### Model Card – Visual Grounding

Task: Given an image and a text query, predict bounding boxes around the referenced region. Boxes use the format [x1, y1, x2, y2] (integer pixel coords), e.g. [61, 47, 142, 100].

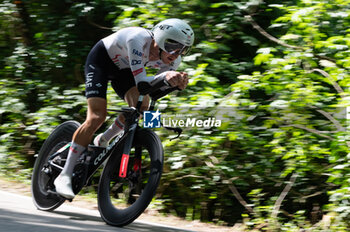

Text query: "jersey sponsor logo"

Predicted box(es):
[132, 49, 143, 56]
[86, 72, 94, 88]
[154, 61, 162, 68]
[120, 57, 129, 66]
[116, 43, 123, 50]
[131, 60, 142, 65]
[112, 54, 121, 64]
[86, 90, 99, 96]
[132, 68, 144, 76]
[86, 72, 94, 78]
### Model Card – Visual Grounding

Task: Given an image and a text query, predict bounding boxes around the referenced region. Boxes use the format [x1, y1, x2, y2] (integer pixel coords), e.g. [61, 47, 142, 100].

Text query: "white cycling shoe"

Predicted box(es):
[54, 173, 75, 199]
[93, 133, 109, 148]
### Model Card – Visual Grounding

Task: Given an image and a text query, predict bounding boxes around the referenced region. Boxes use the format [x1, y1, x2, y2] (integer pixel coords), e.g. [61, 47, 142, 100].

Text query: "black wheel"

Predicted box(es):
[98, 128, 164, 227]
[31, 120, 81, 211]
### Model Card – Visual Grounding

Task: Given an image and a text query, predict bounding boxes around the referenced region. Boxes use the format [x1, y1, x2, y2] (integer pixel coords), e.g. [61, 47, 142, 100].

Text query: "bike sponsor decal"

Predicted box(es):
[119, 154, 130, 178]
[131, 60, 142, 66]
[132, 49, 143, 56]
[93, 131, 124, 166]
[132, 68, 144, 76]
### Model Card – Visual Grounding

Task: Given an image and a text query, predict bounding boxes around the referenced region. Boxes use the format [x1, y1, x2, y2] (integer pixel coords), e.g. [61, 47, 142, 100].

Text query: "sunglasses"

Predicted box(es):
[163, 39, 191, 56]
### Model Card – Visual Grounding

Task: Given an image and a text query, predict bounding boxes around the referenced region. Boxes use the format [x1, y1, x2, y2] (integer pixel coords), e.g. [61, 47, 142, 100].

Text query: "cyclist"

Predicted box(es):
[54, 18, 195, 199]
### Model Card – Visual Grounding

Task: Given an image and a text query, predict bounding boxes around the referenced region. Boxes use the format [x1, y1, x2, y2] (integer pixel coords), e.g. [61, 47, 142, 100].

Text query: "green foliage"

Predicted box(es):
[1, 0, 350, 230]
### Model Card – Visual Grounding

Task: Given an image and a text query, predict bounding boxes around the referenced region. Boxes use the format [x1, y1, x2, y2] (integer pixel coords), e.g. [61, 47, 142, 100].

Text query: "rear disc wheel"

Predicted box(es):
[31, 121, 80, 211]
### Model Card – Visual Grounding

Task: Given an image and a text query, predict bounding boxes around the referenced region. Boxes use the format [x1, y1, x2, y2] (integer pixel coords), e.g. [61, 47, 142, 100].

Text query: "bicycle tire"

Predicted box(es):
[31, 120, 81, 211]
[98, 128, 164, 227]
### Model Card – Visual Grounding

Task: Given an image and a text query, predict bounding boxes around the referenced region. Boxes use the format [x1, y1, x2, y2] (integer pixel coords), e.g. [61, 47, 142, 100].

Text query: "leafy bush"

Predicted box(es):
[1, 0, 350, 229]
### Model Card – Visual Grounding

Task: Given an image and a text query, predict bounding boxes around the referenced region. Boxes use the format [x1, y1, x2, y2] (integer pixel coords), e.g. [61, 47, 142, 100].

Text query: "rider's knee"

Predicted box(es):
[140, 100, 149, 112]
[124, 87, 150, 111]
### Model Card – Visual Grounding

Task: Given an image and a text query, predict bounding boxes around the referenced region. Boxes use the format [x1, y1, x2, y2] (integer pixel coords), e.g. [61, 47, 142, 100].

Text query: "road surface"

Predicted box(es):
[0, 190, 193, 232]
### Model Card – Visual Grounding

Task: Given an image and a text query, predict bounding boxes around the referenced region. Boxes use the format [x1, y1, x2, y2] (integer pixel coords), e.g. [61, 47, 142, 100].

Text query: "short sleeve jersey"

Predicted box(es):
[102, 27, 181, 84]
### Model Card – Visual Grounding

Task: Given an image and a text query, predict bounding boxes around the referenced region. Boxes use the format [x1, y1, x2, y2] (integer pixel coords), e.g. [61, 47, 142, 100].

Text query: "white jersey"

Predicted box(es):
[102, 27, 181, 84]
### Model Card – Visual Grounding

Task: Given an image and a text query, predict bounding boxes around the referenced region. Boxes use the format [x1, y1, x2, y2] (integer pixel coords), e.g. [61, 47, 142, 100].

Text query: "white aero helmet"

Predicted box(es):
[153, 18, 194, 56]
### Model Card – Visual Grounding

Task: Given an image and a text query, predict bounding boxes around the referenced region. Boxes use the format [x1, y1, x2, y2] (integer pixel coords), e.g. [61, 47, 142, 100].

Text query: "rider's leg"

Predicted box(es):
[96, 115, 125, 146]
[95, 86, 149, 145]
[73, 97, 107, 146]
[55, 97, 107, 199]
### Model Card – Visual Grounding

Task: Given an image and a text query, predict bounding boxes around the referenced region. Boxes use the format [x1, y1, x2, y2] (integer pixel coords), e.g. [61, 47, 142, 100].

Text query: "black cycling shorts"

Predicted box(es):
[84, 40, 135, 100]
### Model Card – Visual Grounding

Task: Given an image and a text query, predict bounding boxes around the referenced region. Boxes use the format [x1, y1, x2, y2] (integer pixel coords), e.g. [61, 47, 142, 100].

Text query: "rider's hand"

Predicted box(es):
[165, 71, 189, 90]
[178, 72, 189, 90]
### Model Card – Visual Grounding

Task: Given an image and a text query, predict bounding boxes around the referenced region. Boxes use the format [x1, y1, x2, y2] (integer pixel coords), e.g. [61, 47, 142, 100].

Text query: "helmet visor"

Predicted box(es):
[164, 39, 191, 56]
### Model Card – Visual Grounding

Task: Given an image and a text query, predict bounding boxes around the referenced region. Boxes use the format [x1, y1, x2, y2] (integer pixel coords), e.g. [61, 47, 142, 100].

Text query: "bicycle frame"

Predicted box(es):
[87, 95, 161, 180]
[85, 94, 180, 179]
[84, 106, 141, 183]
[48, 96, 150, 188]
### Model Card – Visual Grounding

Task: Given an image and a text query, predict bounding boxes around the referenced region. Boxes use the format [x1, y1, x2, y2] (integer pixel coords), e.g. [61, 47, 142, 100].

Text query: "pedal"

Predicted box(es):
[47, 189, 61, 197]
[47, 189, 73, 201]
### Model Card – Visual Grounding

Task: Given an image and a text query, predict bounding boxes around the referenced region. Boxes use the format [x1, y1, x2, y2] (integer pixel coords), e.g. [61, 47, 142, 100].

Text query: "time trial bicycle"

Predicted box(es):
[31, 77, 181, 227]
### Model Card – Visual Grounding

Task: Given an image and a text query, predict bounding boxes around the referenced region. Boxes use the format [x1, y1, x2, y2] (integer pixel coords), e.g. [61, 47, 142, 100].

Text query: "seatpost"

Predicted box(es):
[136, 95, 144, 112]
[149, 99, 156, 111]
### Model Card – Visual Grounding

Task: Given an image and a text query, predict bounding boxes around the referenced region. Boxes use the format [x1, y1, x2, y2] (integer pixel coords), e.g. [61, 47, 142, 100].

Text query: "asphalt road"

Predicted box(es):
[0, 190, 193, 232]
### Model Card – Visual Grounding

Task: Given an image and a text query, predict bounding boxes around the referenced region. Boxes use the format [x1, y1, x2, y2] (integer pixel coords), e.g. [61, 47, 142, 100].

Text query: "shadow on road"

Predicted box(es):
[53, 209, 193, 232]
[0, 207, 193, 232]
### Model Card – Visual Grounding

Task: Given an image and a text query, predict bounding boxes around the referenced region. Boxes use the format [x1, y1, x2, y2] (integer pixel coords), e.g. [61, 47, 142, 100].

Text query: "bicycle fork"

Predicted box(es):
[119, 95, 150, 178]
[119, 123, 137, 178]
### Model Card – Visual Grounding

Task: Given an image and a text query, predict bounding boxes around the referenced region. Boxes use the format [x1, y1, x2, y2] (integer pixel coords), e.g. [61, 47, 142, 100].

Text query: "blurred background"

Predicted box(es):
[1, 0, 350, 230]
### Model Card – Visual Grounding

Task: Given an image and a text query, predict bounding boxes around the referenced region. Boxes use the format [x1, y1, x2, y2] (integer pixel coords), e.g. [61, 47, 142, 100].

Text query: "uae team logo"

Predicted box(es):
[143, 110, 161, 128]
